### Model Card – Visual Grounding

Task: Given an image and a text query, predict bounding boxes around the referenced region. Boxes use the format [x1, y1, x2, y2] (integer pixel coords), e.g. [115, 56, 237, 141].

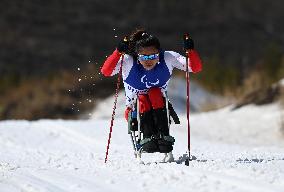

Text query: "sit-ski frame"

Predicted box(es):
[129, 92, 174, 163]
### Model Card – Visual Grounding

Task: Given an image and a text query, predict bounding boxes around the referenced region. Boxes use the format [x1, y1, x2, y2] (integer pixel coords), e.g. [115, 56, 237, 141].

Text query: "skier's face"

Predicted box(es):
[137, 46, 159, 70]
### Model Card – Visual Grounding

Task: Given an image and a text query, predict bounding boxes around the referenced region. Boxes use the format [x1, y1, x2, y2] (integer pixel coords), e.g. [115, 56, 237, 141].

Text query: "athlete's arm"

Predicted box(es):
[101, 49, 133, 77]
[164, 51, 202, 73]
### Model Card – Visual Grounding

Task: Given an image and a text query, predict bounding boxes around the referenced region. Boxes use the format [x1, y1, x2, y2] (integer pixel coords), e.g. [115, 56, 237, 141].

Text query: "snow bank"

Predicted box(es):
[1, 102, 284, 191]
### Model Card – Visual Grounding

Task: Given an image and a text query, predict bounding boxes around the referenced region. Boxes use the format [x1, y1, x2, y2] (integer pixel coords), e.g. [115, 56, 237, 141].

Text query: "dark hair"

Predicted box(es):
[128, 29, 160, 57]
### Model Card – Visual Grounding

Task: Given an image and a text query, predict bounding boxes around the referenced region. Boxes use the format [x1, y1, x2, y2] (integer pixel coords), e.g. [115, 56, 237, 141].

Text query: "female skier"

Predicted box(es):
[101, 29, 202, 154]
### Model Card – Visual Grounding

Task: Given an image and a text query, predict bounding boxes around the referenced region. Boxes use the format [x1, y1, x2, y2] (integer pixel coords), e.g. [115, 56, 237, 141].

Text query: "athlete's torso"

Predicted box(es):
[123, 51, 171, 106]
[124, 51, 171, 90]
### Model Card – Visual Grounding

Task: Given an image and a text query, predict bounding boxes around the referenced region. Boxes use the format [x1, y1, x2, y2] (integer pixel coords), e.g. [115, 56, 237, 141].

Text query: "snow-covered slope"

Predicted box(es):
[1, 102, 284, 191]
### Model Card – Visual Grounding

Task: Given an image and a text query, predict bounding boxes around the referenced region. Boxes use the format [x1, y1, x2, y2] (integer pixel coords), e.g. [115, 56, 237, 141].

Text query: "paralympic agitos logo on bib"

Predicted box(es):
[141, 75, 160, 88]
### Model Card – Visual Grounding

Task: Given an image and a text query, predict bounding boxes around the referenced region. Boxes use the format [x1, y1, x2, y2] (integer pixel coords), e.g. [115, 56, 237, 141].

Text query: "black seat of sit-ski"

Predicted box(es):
[127, 100, 179, 153]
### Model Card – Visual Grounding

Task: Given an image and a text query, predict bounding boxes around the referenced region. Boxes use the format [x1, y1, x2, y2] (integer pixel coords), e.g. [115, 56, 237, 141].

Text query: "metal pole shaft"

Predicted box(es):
[185, 50, 191, 159]
[104, 55, 124, 163]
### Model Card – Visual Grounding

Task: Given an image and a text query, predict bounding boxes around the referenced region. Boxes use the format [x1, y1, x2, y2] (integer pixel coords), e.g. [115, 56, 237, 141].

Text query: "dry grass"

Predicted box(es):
[241, 69, 269, 96]
[280, 111, 284, 136]
[0, 64, 115, 120]
[280, 88, 284, 107]
[0, 74, 76, 119]
[279, 87, 284, 136]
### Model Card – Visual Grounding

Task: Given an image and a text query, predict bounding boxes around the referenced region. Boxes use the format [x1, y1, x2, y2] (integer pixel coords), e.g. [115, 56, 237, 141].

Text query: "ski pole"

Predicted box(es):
[104, 53, 125, 163]
[184, 33, 191, 165]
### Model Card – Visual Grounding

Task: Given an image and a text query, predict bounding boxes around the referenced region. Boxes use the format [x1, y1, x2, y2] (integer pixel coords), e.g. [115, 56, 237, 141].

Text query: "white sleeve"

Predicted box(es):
[164, 51, 192, 72]
[111, 54, 134, 80]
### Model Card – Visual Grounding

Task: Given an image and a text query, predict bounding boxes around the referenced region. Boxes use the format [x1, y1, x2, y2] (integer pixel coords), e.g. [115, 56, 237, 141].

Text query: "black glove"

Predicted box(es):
[117, 37, 129, 53]
[183, 33, 194, 50]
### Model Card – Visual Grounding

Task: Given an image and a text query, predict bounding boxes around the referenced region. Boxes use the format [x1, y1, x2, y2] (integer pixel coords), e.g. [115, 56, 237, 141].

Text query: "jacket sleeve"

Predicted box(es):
[165, 50, 202, 73]
[101, 49, 122, 76]
[188, 49, 202, 73]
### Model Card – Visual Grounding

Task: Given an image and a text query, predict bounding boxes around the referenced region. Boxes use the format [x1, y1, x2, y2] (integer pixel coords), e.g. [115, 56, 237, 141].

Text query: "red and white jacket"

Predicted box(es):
[101, 49, 202, 107]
